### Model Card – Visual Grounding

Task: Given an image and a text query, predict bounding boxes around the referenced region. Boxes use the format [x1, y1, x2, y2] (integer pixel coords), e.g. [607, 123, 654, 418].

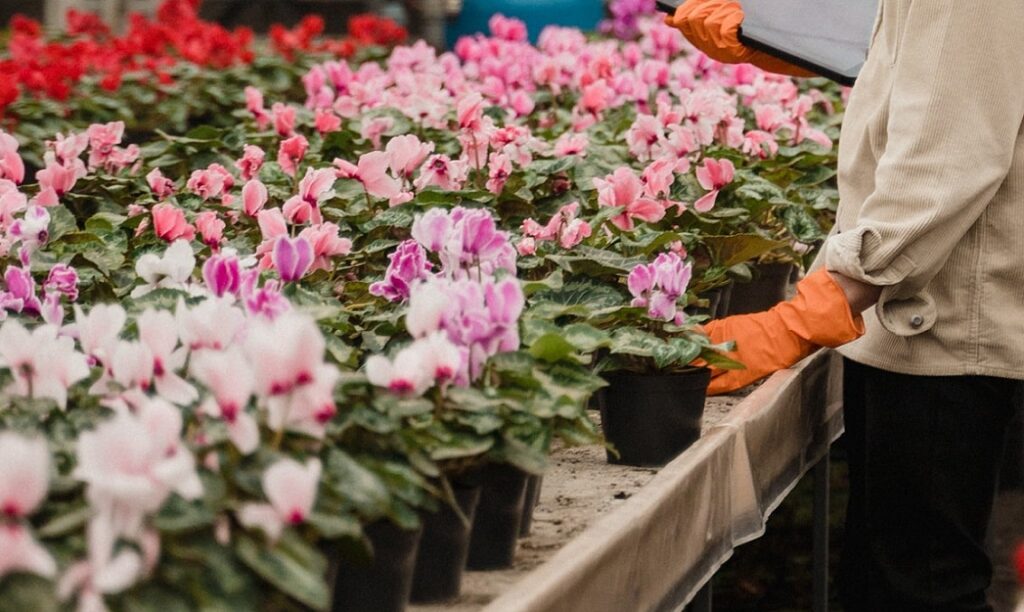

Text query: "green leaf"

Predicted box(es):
[522, 269, 564, 296]
[702, 234, 787, 268]
[529, 333, 577, 363]
[37, 504, 91, 538]
[562, 323, 611, 352]
[530, 280, 624, 318]
[325, 449, 391, 519]
[153, 495, 215, 533]
[307, 512, 362, 540]
[235, 535, 331, 611]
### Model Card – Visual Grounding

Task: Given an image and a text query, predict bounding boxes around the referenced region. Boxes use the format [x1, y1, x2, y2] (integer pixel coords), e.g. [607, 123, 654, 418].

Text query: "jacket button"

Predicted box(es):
[910, 315, 924, 329]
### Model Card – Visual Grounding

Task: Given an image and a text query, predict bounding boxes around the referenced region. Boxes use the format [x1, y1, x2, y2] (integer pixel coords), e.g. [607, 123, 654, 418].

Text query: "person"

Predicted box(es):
[666, 1, 1024, 610]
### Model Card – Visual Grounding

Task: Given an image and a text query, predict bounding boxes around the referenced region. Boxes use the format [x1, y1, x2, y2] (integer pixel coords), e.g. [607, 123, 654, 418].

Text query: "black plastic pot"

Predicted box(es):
[518, 475, 544, 538]
[409, 484, 481, 604]
[726, 263, 795, 315]
[466, 464, 529, 570]
[599, 368, 711, 467]
[716, 281, 734, 319]
[331, 520, 423, 612]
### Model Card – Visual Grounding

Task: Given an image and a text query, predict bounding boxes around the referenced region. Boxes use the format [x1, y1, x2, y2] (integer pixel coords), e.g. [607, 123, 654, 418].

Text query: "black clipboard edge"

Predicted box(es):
[738, 26, 858, 87]
[655, 0, 682, 13]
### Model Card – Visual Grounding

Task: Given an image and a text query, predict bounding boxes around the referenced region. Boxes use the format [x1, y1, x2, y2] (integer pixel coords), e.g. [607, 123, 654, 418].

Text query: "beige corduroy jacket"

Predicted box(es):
[818, 0, 1024, 379]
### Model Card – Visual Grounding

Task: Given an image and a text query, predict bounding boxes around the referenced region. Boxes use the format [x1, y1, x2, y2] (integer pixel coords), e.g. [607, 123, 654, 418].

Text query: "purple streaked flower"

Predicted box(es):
[4, 266, 40, 315]
[627, 252, 692, 322]
[272, 236, 313, 283]
[369, 240, 432, 302]
[43, 264, 79, 302]
[202, 253, 242, 298]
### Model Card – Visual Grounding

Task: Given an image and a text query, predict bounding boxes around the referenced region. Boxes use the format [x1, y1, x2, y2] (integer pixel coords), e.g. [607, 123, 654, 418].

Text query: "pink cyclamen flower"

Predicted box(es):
[414, 155, 468, 192]
[369, 239, 432, 302]
[49, 131, 89, 165]
[353, 151, 401, 201]
[191, 347, 259, 454]
[0, 319, 89, 408]
[73, 398, 202, 547]
[194, 211, 225, 249]
[509, 90, 535, 117]
[642, 157, 676, 200]
[238, 458, 321, 542]
[0, 180, 27, 229]
[360, 116, 394, 149]
[175, 297, 246, 353]
[236, 144, 266, 181]
[521, 201, 591, 250]
[489, 14, 528, 41]
[314, 109, 342, 135]
[277, 135, 309, 178]
[146, 168, 175, 200]
[186, 165, 230, 201]
[0, 131, 26, 184]
[410, 207, 451, 253]
[627, 252, 693, 321]
[553, 132, 589, 157]
[593, 167, 665, 231]
[694, 158, 735, 213]
[3, 265, 40, 314]
[365, 342, 435, 397]
[283, 167, 336, 225]
[243, 312, 325, 397]
[242, 179, 268, 217]
[244, 86, 271, 130]
[44, 263, 79, 302]
[241, 275, 291, 321]
[272, 236, 314, 282]
[9, 205, 51, 254]
[138, 308, 198, 406]
[85, 121, 125, 170]
[298, 223, 352, 272]
[486, 152, 513, 195]
[0, 432, 55, 580]
[386, 135, 434, 181]
[152, 203, 195, 242]
[37, 153, 84, 200]
[457, 92, 486, 131]
[626, 114, 664, 161]
[271, 103, 297, 137]
[73, 303, 126, 367]
[202, 252, 241, 297]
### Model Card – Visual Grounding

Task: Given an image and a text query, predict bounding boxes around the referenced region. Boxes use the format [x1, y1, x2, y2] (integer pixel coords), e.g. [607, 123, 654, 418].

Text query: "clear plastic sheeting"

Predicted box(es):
[484, 351, 844, 612]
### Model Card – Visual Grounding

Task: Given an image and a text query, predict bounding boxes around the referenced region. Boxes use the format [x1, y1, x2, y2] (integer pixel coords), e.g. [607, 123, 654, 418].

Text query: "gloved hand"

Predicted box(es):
[665, 0, 816, 78]
[703, 268, 865, 395]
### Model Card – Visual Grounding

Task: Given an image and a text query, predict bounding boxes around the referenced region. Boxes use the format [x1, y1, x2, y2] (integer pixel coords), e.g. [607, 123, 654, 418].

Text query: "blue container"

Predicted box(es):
[447, 0, 605, 47]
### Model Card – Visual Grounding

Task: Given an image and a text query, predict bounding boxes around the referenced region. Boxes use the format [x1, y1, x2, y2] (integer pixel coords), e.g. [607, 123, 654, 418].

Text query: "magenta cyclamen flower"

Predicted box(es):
[627, 252, 693, 322]
[369, 239, 432, 302]
[405, 276, 525, 385]
[44, 264, 79, 302]
[272, 236, 313, 283]
[202, 253, 242, 297]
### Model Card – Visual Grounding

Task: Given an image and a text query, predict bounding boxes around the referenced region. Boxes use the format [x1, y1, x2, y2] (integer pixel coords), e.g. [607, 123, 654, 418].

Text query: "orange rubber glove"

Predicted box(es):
[665, 0, 816, 78]
[703, 269, 865, 395]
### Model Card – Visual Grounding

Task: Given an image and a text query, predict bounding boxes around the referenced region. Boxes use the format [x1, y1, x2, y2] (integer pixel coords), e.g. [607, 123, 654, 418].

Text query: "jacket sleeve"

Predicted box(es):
[820, 0, 1024, 336]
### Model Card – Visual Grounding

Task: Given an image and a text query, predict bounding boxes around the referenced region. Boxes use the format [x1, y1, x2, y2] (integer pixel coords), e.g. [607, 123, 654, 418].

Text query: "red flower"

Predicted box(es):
[10, 15, 42, 38]
[1015, 543, 1024, 584]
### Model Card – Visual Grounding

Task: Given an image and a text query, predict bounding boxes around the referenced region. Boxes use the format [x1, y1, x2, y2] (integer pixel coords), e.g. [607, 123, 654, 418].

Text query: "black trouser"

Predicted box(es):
[838, 359, 1018, 612]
